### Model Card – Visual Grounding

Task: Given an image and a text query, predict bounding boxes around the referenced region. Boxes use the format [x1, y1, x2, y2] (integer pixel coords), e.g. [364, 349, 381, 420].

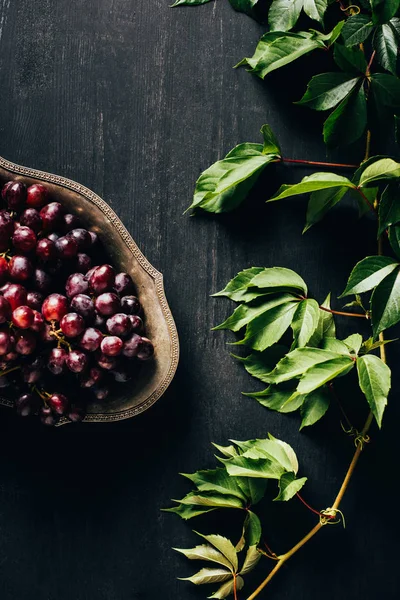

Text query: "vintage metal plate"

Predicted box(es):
[0, 156, 179, 424]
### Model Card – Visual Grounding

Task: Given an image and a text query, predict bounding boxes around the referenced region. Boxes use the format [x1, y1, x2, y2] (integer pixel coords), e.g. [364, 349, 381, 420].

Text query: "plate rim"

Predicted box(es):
[0, 155, 180, 423]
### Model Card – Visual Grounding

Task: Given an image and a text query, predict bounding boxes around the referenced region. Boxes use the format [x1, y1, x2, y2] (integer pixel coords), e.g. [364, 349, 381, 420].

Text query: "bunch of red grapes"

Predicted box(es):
[0, 180, 154, 425]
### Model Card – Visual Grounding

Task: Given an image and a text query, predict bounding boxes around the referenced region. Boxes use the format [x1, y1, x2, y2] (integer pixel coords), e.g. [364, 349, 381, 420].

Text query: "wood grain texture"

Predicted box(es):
[0, 1, 399, 599]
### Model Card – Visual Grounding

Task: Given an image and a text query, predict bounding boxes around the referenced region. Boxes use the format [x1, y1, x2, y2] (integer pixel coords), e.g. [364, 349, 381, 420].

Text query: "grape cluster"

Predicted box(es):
[0, 180, 154, 425]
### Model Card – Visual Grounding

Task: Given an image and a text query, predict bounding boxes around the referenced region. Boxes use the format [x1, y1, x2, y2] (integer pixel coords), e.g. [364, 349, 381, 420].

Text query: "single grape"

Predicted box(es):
[20, 208, 42, 233]
[40, 202, 63, 231]
[75, 253, 92, 274]
[89, 264, 115, 294]
[26, 183, 49, 208]
[66, 349, 88, 373]
[55, 236, 78, 259]
[47, 347, 67, 375]
[42, 293, 69, 322]
[22, 363, 42, 384]
[0, 296, 12, 324]
[26, 291, 44, 311]
[15, 330, 36, 355]
[0, 256, 9, 285]
[12, 305, 34, 329]
[3, 283, 27, 309]
[0, 331, 12, 355]
[94, 312, 106, 329]
[2, 181, 27, 211]
[95, 292, 120, 316]
[48, 393, 69, 416]
[70, 294, 95, 320]
[65, 272, 89, 298]
[96, 352, 117, 370]
[12, 226, 37, 254]
[80, 366, 103, 388]
[137, 337, 154, 360]
[114, 272, 134, 295]
[34, 268, 52, 293]
[8, 255, 33, 281]
[62, 213, 81, 232]
[40, 406, 57, 426]
[122, 333, 142, 358]
[0, 209, 14, 240]
[101, 335, 123, 356]
[60, 312, 85, 338]
[68, 405, 86, 422]
[84, 265, 98, 281]
[120, 295, 141, 315]
[128, 314, 143, 332]
[15, 393, 36, 417]
[36, 238, 57, 262]
[80, 327, 103, 352]
[93, 386, 109, 400]
[30, 310, 45, 333]
[106, 313, 132, 337]
[68, 228, 91, 251]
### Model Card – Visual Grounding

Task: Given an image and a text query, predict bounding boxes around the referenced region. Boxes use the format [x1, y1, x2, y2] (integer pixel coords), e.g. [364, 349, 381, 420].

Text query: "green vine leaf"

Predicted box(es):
[164, 504, 215, 520]
[179, 567, 233, 585]
[378, 182, 400, 236]
[208, 576, 244, 599]
[245, 384, 305, 413]
[228, 435, 300, 473]
[341, 13, 374, 46]
[303, 187, 348, 232]
[269, 173, 355, 201]
[340, 256, 400, 296]
[370, 268, 400, 336]
[173, 545, 235, 571]
[371, 0, 400, 25]
[333, 44, 368, 73]
[291, 299, 320, 348]
[322, 84, 367, 147]
[373, 23, 399, 74]
[264, 347, 349, 384]
[268, 0, 303, 32]
[241, 511, 262, 547]
[213, 267, 266, 302]
[293, 356, 354, 396]
[343, 333, 363, 355]
[188, 125, 281, 213]
[233, 345, 287, 383]
[308, 293, 335, 345]
[388, 224, 400, 258]
[357, 354, 391, 427]
[299, 388, 330, 429]
[181, 468, 248, 502]
[296, 73, 361, 110]
[236, 301, 298, 350]
[275, 471, 307, 500]
[213, 295, 295, 332]
[228, 0, 260, 18]
[239, 545, 262, 575]
[176, 490, 245, 510]
[358, 157, 400, 186]
[196, 533, 239, 571]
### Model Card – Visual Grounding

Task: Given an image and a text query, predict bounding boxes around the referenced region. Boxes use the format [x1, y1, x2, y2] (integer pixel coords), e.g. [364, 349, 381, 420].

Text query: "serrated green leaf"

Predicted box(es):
[359, 158, 400, 186]
[343, 333, 363, 354]
[246, 385, 306, 412]
[213, 267, 265, 301]
[361, 336, 397, 353]
[308, 293, 335, 346]
[242, 511, 262, 546]
[291, 299, 320, 348]
[323, 84, 367, 147]
[163, 504, 216, 520]
[240, 545, 262, 575]
[195, 533, 238, 572]
[178, 490, 245, 509]
[378, 183, 400, 236]
[261, 124, 281, 155]
[228, 0, 259, 18]
[250, 267, 308, 295]
[389, 224, 400, 259]
[269, 172, 355, 202]
[303, 0, 327, 23]
[299, 388, 330, 428]
[296, 73, 360, 110]
[234, 345, 287, 382]
[321, 337, 352, 354]
[264, 347, 346, 384]
[374, 24, 398, 74]
[371, 73, 400, 107]
[225, 456, 286, 480]
[208, 576, 244, 599]
[295, 356, 355, 395]
[340, 256, 399, 296]
[232, 436, 299, 473]
[333, 44, 367, 73]
[304, 187, 348, 231]
[371, 0, 400, 25]
[370, 268, 400, 336]
[235, 477, 268, 506]
[341, 14, 374, 46]
[181, 468, 247, 502]
[173, 545, 234, 571]
[212, 443, 239, 459]
[213, 295, 295, 332]
[237, 31, 325, 79]
[357, 354, 391, 427]
[180, 567, 233, 585]
[274, 471, 307, 500]
[237, 301, 298, 351]
[268, 0, 303, 32]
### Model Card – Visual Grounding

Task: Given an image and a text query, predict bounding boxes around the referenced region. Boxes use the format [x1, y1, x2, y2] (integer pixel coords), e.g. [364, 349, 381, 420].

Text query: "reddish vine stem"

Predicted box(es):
[296, 493, 333, 519]
[233, 574, 238, 600]
[281, 157, 358, 169]
[319, 305, 368, 319]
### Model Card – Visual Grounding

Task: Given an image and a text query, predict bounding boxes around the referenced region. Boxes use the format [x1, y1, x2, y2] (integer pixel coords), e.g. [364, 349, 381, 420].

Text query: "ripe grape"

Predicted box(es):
[68, 228, 91, 251]
[68, 405, 86, 422]
[56, 236, 78, 259]
[22, 363, 42, 384]
[30, 310, 45, 333]
[114, 272, 134, 295]
[63, 213, 81, 232]
[15, 393, 36, 416]
[0, 296, 12, 324]
[26, 183, 48, 208]
[48, 347, 67, 375]
[15, 330, 36, 355]
[20, 208, 42, 233]
[80, 366, 103, 388]
[3, 283, 27, 309]
[42, 293, 69, 322]
[34, 268, 52, 293]
[96, 352, 117, 370]
[137, 337, 154, 360]
[60, 312, 85, 338]
[48, 393, 69, 416]
[120, 295, 141, 315]
[36, 238, 57, 261]
[40, 406, 57, 426]
[12, 305, 34, 329]
[128, 315, 142, 332]
[93, 386, 109, 400]
[89, 264, 115, 294]
[26, 291, 44, 311]
[0, 256, 9, 285]
[65, 273, 89, 298]
[70, 294, 95, 320]
[80, 327, 103, 352]
[12, 226, 37, 253]
[106, 313, 132, 337]
[101, 336, 123, 356]
[76, 253, 92, 273]
[122, 334, 142, 358]
[95, 292, 120, 316]
[66, 349, 88, 373]
[40, 202, 63, 231]
[8, 255, 33, 281]
[0, 331, 12, 355]
[2, 181, 27, 210]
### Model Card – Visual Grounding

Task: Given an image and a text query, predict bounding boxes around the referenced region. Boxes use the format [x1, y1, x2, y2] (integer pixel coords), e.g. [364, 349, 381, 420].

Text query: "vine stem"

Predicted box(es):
[233, 574, 238, 600]
[281, 157, 358, 169]
[319, 305, 367, 319]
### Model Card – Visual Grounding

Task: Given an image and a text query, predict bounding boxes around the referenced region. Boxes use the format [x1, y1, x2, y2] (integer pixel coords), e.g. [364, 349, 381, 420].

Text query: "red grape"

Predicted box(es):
[15, 393, 36, 416]
[26, 183, 49, 208]
[8, 255, 33, 281]
[0, 256, 9, 285]
[114, 272, 134, 295]
[56, 236, 78, 259]
[66, 349, 88, 373]
[40, 406, 57, 426]
[0, 331, 12, 355]
[101, 336, 123, 356]
[40, 202, 63, 231]
[42, 293, 69, 322]
[12, 226, 37, 253]
[20, 208, 42, 233]
[96, 352, 117, 370]
[36, 238, 57, 262]
[12, 305, 34, 329]
[63, 213, 81, 232]
[15, 330, 36, 355]
[0, 296, 12, 324]
[120, 295, 141, 315]
[95, 292, 120, 316]
[48, 393, 69, 415]
[80, 327, 103, 352]
[76, 253, 92, 273]
[93, 386, 109, 400]
[30, 310, 45, 333]
[26, 291, 44, 311]
[106, 313, 132, 337]
[70, 294, 95, 320]
[48, 347, 67, 375]
[128, 314, 143, 332]
[2, 181, 27, 210]
[65, 273, 89, 298]
[122, 333, 142, 358]
[34, 268, 52, 293]
[68, 228, 91, 251]
[60, 312, 85, 338]
[137, 337, 154, 360]
[3, 283, 27, 309]
[89, 264, 115, 294]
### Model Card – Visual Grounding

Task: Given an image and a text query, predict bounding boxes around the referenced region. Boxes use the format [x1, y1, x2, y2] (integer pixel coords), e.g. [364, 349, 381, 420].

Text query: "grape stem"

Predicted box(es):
[0, 365, 20, 377]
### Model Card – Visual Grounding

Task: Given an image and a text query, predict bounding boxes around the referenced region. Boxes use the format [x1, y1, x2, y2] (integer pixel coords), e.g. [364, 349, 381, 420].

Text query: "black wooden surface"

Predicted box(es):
[0, 1, 399, 599]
